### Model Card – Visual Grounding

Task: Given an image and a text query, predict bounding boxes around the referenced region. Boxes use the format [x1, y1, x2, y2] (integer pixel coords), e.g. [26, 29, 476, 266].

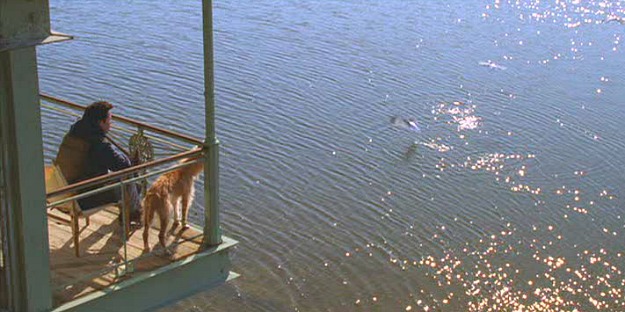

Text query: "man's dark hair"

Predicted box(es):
[82, 101, 114, 125]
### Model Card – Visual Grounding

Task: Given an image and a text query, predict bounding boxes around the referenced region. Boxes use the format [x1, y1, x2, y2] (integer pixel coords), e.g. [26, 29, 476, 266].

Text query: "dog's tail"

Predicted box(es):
[142, 194, 154, 227]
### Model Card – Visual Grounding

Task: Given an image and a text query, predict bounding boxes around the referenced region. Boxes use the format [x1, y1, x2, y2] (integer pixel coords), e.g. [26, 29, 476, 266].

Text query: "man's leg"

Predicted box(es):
[78, 188, 120, 211]
[123, 183, 143, 225]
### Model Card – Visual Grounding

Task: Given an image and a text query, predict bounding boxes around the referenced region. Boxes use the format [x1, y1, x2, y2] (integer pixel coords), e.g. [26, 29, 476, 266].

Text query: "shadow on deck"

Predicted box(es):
[48, 207, 234, 310]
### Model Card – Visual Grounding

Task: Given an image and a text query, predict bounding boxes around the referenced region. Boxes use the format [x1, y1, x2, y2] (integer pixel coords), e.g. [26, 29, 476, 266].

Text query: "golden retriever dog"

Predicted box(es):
[142, 158, 204, 252]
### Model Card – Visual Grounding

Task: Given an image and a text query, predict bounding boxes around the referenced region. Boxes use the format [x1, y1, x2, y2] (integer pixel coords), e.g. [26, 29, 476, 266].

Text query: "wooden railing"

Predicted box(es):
[41, 94, 203, 145]
[40, 93, 206, 199]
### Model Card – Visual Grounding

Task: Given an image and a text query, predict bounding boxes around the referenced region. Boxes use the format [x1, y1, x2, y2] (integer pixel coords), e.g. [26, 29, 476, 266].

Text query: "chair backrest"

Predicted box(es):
[44, 163, 79, 214]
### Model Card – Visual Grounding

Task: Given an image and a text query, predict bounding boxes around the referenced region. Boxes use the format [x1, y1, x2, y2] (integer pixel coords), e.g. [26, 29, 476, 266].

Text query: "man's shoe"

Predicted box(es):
[129, 210, 142, 226]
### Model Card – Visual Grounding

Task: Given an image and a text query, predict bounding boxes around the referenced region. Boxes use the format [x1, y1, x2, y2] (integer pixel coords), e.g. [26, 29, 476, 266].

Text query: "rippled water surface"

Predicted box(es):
[40, 0, 625, 311]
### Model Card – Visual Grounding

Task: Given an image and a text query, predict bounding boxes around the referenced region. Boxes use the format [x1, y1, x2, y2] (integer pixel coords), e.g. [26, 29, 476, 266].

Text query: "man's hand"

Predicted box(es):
[130, 149, 141, 166]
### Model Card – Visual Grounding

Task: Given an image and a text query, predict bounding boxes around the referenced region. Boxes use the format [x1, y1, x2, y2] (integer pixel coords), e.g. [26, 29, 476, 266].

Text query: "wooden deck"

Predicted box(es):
[47, 206, 207, 306]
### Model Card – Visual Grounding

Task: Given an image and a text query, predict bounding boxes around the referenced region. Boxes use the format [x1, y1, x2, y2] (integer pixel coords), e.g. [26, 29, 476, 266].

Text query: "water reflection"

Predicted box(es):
[413, 234, 625, 311]
[433, 101, 482, 132]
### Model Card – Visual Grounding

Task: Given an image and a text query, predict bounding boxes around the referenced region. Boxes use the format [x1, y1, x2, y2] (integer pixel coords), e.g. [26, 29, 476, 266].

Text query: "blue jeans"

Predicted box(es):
[78, 183, 141, 215]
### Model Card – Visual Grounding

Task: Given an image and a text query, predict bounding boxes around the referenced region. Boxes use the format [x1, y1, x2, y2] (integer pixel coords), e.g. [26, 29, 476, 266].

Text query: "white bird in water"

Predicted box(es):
[391, 116, 421, 132]
[605, 14, 625, 24]
[479, 60, 507, 70]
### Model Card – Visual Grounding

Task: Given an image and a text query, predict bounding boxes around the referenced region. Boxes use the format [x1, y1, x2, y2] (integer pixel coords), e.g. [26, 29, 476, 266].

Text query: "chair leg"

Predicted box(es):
[71, 215, 80, 257]
[86, 216, 90, 226]
[127, 208, 131, 238]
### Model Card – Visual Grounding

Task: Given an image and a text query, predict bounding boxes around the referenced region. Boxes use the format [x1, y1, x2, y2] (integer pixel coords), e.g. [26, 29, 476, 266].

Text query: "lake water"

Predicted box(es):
[39, 0, 625, 311]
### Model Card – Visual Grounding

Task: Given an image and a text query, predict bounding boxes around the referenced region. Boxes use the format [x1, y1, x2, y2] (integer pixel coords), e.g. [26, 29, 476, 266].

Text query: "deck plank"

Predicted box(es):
[48, 206, 207, 305]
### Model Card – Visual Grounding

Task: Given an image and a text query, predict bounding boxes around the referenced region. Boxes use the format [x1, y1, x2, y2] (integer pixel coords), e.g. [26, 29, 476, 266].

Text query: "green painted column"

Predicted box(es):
[0, 1, 51, 48]
[0, 47, 52, 311]
[202, 0, 222, 246]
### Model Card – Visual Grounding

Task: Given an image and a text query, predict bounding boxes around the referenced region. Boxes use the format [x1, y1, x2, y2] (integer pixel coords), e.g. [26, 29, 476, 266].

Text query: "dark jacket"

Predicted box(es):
[56, 118, 131, 209]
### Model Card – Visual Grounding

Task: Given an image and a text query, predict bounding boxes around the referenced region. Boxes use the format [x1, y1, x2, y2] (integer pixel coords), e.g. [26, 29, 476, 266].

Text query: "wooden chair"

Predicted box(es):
[44, 163, 130, 257]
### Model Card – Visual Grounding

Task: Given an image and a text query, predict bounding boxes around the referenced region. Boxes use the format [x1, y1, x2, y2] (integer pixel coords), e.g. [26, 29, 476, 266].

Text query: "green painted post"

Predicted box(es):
[0, 1, 51, 48]
[0, 1, 59, 309]
[0, 47, 52, 311]
[202, 0, 222, 246]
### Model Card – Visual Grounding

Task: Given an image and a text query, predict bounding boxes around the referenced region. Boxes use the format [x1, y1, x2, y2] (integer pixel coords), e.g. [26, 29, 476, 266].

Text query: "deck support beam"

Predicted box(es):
[202, 0, 222, 246]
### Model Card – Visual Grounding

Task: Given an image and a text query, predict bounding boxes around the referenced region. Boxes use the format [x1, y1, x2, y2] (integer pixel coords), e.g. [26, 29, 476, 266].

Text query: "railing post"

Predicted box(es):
[203, 140, 221, 246]
[120, 179, 128, 262]
[202, 0, 222, 246]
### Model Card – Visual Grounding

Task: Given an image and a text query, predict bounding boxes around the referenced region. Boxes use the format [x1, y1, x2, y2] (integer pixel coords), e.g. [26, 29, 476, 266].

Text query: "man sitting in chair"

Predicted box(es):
[56, 101, 142, 225]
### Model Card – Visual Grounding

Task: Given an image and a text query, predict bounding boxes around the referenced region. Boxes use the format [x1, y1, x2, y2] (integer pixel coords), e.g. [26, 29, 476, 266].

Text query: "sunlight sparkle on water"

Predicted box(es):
[433, 101, 483, 132]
